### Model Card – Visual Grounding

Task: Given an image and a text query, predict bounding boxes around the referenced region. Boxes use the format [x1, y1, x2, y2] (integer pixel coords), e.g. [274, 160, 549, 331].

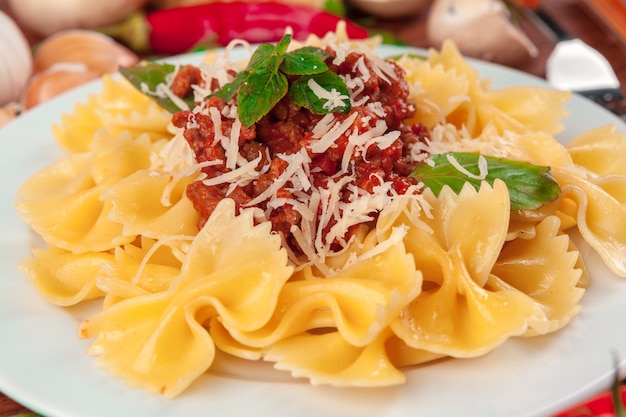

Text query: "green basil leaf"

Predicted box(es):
[275, 33, 291, 57]
[120, 62, 195, 113]
[294, 46, 332, 61]
[386, 52, 427, 61]
[280, 48, 329, 75]
[123, 34, 352, 127]
[237, 69, 288, 127]
[210, 70, 248, 102]
[248, 43, 278, 69]
[288, 70, 351, 114]
[410, 152, 561, 210]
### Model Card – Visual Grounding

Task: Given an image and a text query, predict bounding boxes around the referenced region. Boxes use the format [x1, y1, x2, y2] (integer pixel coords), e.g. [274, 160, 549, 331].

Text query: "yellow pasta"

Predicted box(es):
[52, 75, 172, 153]
[400, 41, 570, 137]
[566, 124, 626, 176]
[17, 246, 109, 306]
[79, 200, 293, 397]
[102, 169, 200, 239]
[389, 181, 547, 357]
[13, 29, 626, 398]
[552, 169, 626, 277]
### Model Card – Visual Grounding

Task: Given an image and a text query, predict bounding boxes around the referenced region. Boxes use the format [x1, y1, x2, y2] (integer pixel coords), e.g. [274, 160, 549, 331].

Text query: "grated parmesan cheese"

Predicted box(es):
[446, 153, 488, 180]
[307, 78, 350, 111]
[309, 112, 358, 154]
[170, 36, 435, 276]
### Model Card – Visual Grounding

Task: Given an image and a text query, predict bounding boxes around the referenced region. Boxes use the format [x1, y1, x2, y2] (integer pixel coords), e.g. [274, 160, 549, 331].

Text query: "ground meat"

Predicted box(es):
[174, 47, 429, 256]
[170, 65, 203, 98]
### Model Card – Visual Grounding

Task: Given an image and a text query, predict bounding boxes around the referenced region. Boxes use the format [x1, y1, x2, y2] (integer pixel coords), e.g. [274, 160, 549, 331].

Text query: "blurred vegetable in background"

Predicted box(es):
[32, 30, 139, 75]
[99, 1, 367, 54]
[0, 10, 32, 106]
[6, 0, 149, 37]
[149, 0, 344, 14]
[347, 0, 431, 19]
[21, 30, 139, 109]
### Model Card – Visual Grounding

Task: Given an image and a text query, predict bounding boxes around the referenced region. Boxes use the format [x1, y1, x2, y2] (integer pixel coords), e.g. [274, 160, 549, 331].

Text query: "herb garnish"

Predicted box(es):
[120, 34, 351, 127]
[410, 152, 561, 210]
[210, 34, 351, 127]
[120, 42, 560, 211]
[119, 62, 196, 113]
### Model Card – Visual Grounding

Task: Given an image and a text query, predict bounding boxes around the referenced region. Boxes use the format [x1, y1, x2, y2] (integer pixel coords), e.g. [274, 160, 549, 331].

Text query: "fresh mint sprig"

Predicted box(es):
[410, 152, 561, 211]
[211, 34, 351, 127]
[120, 35, 351, 127]
[119, 62, 196, 113]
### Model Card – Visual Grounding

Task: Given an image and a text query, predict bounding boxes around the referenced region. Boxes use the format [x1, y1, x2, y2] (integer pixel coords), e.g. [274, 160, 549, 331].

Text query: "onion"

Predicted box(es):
[7, 0, 150, 37]
[0, 10, 33, 106]
[21, 64, 99, 110]
[34, 30, 139, 74]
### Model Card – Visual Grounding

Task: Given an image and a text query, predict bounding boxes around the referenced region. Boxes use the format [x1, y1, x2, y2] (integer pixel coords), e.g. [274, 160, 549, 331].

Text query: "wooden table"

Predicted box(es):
[0, 0, 624, 416]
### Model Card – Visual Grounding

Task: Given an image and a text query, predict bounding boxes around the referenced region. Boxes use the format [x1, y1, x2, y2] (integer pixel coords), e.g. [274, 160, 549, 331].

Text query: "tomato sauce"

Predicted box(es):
[171, 48, 430, 255]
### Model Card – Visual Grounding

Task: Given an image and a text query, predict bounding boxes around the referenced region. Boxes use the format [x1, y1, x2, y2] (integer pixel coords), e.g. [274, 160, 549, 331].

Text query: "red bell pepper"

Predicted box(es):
[102, 1, 369, 55]
[551, 385, 626, 417]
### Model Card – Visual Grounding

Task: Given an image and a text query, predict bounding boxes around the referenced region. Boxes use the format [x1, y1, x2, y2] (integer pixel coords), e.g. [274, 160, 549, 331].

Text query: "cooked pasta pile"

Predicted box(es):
[14, 28, 626, 398]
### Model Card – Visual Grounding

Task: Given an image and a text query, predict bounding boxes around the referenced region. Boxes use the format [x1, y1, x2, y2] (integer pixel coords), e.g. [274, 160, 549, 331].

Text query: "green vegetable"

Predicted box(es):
[211, 33, 350, 126]
[120, 34, 351, 127]
[119, 62, 195, 114]
[410, 152, 561, 211]
[386, 52, 426, 61]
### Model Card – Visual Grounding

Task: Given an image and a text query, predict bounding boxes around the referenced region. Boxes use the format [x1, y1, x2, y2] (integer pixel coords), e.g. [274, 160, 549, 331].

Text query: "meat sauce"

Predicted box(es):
[171, 49, 429, 255]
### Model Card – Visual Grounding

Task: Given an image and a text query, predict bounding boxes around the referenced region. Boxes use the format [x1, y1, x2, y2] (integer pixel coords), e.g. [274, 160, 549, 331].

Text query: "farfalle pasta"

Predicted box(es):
[14, 28, 626, 398]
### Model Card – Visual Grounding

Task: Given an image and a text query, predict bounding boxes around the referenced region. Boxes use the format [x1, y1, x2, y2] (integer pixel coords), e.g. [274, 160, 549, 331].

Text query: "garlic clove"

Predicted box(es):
[21, 63, 99, 110]
[426, 0, 538, 67]
[0, 10, 33, 106]
[34, 30, 139, 75]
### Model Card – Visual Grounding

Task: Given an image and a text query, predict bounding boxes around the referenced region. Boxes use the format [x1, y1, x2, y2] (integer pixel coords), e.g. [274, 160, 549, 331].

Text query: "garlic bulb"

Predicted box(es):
[0, 10, 33, 106]
[426, 0, 538, 66]
[7, 0, 150, 37]
[34, 30, 139, 74]
[21, 64, 99, 110]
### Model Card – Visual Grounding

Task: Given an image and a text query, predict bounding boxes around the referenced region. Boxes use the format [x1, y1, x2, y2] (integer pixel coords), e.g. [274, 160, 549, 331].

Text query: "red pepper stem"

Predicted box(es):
[96, 12, 151, 53]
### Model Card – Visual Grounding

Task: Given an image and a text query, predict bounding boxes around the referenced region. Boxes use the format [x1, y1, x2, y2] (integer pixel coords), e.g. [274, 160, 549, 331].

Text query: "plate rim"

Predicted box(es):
[1, 44, 626, 417]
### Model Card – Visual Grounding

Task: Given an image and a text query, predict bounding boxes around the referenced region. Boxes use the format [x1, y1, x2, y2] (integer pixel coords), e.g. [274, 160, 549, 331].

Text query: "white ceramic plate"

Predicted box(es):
[1, 45, 626, 417]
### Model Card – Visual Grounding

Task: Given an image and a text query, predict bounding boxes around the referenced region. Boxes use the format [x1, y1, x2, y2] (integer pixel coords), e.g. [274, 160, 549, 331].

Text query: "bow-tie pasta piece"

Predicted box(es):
[553, 167, 626, 278]
[15, 128, 157, 253]
[53, 75, 171, 153]
[490, 215, 586, 336]
[396, 51, 472, 130]
[102, 169, 200, 239]
[97, 236, 188, 308]
[18, 247, 110, 306]
[477, 85, 570, 136]
[15, 159, 128, 252]
[222, 236, 421, 353]
[265, 328, 405, 387]
[566, 125, 626, 176]
[79, 199, 293, 397]
[391, 180, 552, 357]
[400, 41, 569, 137]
